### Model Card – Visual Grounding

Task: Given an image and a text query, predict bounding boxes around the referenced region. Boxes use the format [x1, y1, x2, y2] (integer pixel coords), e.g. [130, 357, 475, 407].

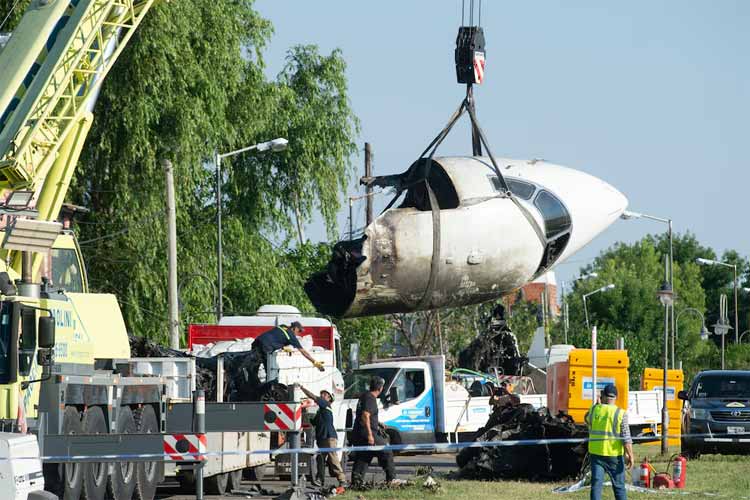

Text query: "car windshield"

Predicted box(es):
[344, 367, 399, 400]
[694, 374, 750, 399]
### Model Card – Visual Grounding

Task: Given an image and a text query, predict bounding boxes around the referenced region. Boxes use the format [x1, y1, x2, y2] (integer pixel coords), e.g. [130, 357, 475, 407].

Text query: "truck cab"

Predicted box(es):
[344, 359, 437, 444]
[342, 356, 531, 446]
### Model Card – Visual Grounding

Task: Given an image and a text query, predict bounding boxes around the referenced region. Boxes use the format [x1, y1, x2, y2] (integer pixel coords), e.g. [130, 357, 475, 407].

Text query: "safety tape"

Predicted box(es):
[0, 432, 745, 462]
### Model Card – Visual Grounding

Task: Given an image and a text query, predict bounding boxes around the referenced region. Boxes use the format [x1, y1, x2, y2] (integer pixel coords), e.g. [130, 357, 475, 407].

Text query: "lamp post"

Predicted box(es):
[561, 272, 598, 343]
[621, 210, 675, 374]
[712, 293, 732, 370]
[674, 307, 707, 369]
[582, 283, 615, 329]
[215, 138, 288, 320]
[696, 257, 739, 343]
[656, 273, 674, 456]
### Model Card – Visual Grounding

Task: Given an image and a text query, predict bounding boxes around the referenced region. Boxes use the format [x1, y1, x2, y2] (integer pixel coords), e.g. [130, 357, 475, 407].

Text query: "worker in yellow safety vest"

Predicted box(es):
[585, 383, 633, 500]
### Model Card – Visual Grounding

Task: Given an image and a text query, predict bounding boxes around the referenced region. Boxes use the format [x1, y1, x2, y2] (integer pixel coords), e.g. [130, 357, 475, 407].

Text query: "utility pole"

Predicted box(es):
[163, 159, 180, 349]
[365, 142, 373, 225]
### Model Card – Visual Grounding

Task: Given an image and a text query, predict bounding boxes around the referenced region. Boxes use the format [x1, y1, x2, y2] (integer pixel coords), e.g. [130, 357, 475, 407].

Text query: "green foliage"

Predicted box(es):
[9, 0, 364, 343]
[648, 232, 750, 332]
[553, 237, 707, 386]
[507, 300, 541, 354]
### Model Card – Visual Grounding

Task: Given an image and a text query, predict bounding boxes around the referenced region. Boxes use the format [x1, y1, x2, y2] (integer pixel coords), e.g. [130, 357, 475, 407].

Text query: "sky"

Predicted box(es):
[254, 1, 749, 290]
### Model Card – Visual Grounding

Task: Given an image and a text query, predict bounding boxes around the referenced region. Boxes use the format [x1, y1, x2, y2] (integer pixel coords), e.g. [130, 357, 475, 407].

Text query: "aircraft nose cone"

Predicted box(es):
[560, 173, 628, 260]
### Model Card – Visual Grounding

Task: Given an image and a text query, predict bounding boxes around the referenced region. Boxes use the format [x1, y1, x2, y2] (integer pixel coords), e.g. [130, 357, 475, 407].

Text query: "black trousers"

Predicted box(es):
[350, 434, 395, 484]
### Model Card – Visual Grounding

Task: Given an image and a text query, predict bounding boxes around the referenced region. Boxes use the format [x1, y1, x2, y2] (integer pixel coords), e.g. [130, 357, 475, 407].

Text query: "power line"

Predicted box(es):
[78, 209, 165, 245]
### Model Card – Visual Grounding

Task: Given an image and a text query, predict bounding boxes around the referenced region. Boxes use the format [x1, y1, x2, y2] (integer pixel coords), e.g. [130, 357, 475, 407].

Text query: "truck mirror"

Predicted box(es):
[349, 343, 360, 370]
[677, 390, 688, 401]
[39, 316, 55, 349]
[21, 308, 36, 350]
[388, 387, 399, 406]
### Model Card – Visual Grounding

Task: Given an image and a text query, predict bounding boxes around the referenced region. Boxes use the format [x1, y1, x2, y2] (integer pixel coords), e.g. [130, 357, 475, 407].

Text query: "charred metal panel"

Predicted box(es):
[306, 156, 627, 318]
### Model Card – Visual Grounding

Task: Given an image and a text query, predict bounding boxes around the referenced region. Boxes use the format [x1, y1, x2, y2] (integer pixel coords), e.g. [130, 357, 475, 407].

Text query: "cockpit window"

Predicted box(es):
[400, 160, 459, 211]
[534, 190, 571, 239]
[489, 176, 536, 200]
[51, 248, 84, 293]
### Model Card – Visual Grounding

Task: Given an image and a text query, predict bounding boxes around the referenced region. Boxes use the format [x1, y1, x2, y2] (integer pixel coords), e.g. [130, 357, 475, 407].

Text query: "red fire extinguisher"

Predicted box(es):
[671, 454, 687, 489]
[637, 458, 652, 488]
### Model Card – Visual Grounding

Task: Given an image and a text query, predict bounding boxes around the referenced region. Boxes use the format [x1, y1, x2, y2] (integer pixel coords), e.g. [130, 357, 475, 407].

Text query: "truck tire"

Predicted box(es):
[244, 465, 266, 481]
[228, 469, 243, 492]
[205, 472, 229, 495]
[107, 406, 137, 500]
[82, 406, 109, 500]
[134, 405, 162, 500]
[44, 406, 83, 500]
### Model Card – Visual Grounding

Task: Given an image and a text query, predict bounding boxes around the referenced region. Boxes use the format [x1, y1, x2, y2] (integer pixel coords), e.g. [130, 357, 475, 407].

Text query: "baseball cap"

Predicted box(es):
[602, 383, 618, 398]
[289, 321, 304, 332]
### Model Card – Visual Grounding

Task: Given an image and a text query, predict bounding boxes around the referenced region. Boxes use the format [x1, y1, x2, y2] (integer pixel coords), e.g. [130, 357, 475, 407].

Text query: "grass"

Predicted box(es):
[340, 446, 750, 500]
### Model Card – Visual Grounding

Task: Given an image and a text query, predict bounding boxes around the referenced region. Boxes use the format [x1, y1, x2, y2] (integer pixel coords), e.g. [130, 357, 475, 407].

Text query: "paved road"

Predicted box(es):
[156, 454, 457, 499]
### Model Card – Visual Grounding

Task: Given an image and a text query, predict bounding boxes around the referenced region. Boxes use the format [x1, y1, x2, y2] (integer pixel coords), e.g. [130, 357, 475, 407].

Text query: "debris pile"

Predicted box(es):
[128, 336, 289, 402]
[457, 304, 526, 375]
[456, 398, 587, 481]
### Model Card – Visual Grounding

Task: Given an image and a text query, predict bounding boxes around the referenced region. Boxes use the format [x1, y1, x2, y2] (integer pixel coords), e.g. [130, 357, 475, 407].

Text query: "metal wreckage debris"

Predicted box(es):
[456, 397, 587, 481]
[456, 304, 526, 376]
[128, 336, 289, 402]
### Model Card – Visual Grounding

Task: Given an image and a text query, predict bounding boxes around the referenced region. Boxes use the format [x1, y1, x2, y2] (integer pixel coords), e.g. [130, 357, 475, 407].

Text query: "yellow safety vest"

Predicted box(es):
[587, 403, 624, 457]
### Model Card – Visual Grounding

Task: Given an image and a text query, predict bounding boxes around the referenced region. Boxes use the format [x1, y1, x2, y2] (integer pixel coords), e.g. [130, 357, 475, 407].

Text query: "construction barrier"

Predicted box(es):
[3, 432, 745, 462]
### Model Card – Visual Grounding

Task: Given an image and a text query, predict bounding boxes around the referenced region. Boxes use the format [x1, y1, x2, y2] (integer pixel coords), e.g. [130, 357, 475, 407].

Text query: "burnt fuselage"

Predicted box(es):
[306, 157, 627, 318]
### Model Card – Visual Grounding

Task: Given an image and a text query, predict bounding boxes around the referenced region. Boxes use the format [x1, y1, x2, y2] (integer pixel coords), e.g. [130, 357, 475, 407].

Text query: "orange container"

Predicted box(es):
[547, 349, 629, 424]
[641, 368, 683, 445]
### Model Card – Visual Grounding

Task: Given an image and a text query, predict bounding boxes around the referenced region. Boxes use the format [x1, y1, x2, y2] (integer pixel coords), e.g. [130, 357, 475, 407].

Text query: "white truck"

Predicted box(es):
[342, 355, 663, 447]
[188, 305, 348, 478]
[341, 355, 544, 445]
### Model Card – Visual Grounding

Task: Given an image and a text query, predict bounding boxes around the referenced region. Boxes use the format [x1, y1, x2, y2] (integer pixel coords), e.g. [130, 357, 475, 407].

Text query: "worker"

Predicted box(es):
[299, 385, 348, 488]
[585, 383, 633, 500]
[350, 376, 398, 487]
[253, 321, 325, 374]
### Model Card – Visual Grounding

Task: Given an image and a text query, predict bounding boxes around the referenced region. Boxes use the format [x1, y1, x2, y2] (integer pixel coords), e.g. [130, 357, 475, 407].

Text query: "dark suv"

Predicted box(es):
[679, 370, 750, 457]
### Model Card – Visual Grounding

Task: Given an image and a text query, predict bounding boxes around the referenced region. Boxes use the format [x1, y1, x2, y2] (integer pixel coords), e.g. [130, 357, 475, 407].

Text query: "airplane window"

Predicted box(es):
[490, 176, 536, 200]
[534, 190, 571, 239]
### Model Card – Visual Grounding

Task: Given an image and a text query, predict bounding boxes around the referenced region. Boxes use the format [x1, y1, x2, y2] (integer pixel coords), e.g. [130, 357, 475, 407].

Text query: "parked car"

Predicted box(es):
[679, 370, 750, 457]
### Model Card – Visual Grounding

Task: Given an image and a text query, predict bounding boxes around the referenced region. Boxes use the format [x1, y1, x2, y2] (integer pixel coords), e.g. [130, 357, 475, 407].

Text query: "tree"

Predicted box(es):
[555, 237, 707, 385]
[45, 0, 362, 342]
[648, 232, 750, 335]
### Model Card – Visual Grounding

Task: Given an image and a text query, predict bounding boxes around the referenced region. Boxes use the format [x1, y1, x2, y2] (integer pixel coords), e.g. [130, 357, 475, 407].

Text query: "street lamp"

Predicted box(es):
[711, 293, 733, 370]
[215, 138, 288, 320]
[561, 272, 598, 343]
[655, 274, 674, 456]
[696, 257, 739, 343]
[621, 210, 675, 403]
[582, 283, 615, 329]
[674, 307, 707, 368]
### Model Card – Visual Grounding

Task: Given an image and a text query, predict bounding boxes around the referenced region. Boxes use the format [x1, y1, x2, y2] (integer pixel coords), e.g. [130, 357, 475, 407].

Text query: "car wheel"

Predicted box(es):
[681, 438, 701, 459]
